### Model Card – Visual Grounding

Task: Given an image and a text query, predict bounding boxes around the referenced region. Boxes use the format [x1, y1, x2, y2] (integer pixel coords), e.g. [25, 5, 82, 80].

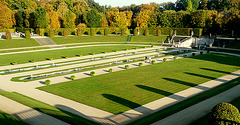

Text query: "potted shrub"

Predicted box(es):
[152, 60, 156, 64]
[90, 71, 95, 76]
[70, 75, 76, 80]
[125, 65, 129, 69]
[163, 58, 167, 62]
[173, 56, 177, 60]
[109, 68, 113, 72]
[139, 62, 143, 66]
[45, 80, 51, 85]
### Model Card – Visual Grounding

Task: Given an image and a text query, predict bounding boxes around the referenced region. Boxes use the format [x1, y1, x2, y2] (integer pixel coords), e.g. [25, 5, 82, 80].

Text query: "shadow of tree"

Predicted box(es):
[184, 72, 216, 80]
[200, 68, 231, 74]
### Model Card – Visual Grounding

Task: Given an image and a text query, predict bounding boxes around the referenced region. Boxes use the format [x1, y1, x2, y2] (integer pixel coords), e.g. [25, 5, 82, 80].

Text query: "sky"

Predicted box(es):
[94, 0, 177, 7]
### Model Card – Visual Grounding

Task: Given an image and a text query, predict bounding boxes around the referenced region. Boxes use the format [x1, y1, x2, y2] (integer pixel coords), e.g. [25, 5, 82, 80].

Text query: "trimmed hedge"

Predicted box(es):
[125, 65, 129, 69]
[5, 31, 12, 40]
[90, 28, 95, 36]
[109, 68, 113, 73]
[104, 28, 109, 36]
[121, 28, 125, 36]
[144, 29, 149, 36]
[25, 30, 31, 38]
[209, 103, 240, 125]
[139, 62, 143, 66]
[157, 29, 161, 36]
[49, 29, 54, 38]
[163, 58, 167, 62]
[173, 56, 177, 60]
[63, 29, 68, 37]
[90, 71, 95, 76]
[77, 28, 82, 36]
[152, 60, 156, 64]
[193, 28, 203, 36]
[134, 29, 138, 36]
[70, 75, 76, 80]
[45, 80, 51, 85]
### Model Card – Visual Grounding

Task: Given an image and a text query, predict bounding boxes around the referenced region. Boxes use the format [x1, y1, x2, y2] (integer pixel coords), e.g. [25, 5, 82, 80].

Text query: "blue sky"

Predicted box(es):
[94, 0, 177, 7]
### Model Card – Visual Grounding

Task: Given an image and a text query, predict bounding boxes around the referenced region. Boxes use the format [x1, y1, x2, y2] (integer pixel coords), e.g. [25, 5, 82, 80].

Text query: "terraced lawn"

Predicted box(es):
[38, 53, 240, 114]
[0, 38, 40, 49]
[0, 45, 142, 66]
[0, 109, 27, 125]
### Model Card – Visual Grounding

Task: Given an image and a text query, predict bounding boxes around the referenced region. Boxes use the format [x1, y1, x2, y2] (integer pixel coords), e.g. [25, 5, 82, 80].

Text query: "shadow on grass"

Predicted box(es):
[184, 72, 216, 80]
[200, 68, 231, 74]
[191, 53, 240, 67]
[136, 85, 185, 100]
[163, 78, 209, 90]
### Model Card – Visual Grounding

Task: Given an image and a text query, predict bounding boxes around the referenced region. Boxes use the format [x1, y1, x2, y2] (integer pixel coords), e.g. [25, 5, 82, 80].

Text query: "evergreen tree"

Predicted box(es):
[35, 8, 48, 28]
[86, 9, 101, 27]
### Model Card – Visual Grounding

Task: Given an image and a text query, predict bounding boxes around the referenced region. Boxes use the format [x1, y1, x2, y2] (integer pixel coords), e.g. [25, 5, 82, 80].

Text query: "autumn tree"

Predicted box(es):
[63, 10, 76, 28]
[48, 11, 60, 28]
[0, 3, 12, 28]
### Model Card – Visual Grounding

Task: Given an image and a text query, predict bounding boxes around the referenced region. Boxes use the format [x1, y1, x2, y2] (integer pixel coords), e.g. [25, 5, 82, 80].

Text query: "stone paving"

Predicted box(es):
[0, 46, 239, 125]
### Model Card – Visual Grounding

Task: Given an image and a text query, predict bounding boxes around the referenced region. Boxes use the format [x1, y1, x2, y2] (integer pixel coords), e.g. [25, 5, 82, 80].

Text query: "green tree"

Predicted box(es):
[85, 9, 101, 27]
[63, 10, 76, 28]
[16, 9, 24, 28]
[35, 8, 49, 28]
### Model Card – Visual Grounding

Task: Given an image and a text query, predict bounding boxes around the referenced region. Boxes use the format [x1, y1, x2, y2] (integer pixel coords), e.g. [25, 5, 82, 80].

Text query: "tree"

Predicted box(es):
[176, 0, 199, 11]
[35, 8, 49, 28]
[63, 10, 76, 28]
[209, 103, 240, 125]
[184, 0, 193, 11]
[85, 9, 101, 27]
[48, 11, 60, 28]
[0, 3, 12, 29]
[16, 9, 24, 28]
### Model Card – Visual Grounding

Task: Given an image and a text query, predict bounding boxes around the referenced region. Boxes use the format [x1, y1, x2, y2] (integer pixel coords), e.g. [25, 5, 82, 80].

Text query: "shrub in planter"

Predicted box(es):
[125, 65, 129, 69]
[90, 71, 95, 76]
[10, 61, 17, 65]
[63, 29, 69, 37]
[173, 56, 177, 60]
[192, 53, 196, 56]
[183, 55, 187, 58]
[139, 62, 143, 66]
[134, 29, 138, 36]
[70, 75, 76, 80]
[209, 103, 240, 125]
[144, 29, 149, 36]
[109, 68, 113, 72]
[121, 28, 125, 36]
[104, 28, 109, 36]
[49, 29, 54, 38]
[25, 30, 31, 38]
[200, 51, 203, 55]
[163, 58, 167, 62]
[45, 80, 51, 85]
[6, 31, 12, 40]
[152, 60, 156, 64]
[77, 28, 82, 36]
[157, 29, 161, 36]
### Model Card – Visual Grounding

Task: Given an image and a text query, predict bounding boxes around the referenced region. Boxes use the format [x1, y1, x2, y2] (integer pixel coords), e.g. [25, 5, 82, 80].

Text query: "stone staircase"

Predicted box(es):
[33, 37, 65, 48]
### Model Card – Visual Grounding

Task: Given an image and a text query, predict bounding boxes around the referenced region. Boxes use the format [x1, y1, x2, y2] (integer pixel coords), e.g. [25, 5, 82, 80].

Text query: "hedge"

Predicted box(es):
[25, 30, 31, 38]
[193, 28, 203, 36]
[5, 31, 12, 40]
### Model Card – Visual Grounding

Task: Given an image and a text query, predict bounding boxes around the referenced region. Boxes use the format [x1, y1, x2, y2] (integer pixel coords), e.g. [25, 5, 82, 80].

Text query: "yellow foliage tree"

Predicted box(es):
[0, 3, 12, 29]
[48, 11, 61, 28]
[136, 10, 151, 29]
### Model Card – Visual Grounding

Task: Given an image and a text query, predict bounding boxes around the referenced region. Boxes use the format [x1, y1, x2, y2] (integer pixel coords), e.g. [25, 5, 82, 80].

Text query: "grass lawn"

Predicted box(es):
[0, 38, 40, 49]
[52, 36, 168, 44]
[0, 45, 142, 66]
[0, 109, 27, 125]
[0, 91, 98, 125]
[190, 86, 240, 125]
[38, 53, 240, 114]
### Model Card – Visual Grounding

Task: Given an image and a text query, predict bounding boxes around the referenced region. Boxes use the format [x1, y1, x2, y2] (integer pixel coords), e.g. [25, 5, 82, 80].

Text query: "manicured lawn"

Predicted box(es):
[38, 53, 240, 114]
[0, 109, 27, 125]
[190, 85, 240, 125]
[0, 39, 40, 49]
[52, 36, 168, 44]
[0, 91, 99, 125]
[0, 45, 142, 66]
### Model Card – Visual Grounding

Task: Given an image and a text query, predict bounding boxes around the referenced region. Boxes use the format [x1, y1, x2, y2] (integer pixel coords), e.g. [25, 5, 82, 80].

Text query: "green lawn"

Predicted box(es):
[0, 91, 98, 125]
[38, 53, 240, 114]
[0, 109, 27, 125]
[190, 88, 240, 125]
[52, 36, 168, 44]
[0, 45, 143, 66]
[0, 38, 40, 49]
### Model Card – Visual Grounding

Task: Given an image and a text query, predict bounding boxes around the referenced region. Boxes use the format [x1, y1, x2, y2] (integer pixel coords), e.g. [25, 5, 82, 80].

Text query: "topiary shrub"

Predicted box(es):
[77, 28, 82, 36]
[183, 55, 187, 58]
[152, 60, 156, 64]
[104, 28, 109, 36]
[192, 53, 196, 56]
[62, 56, 69, 59]
[139, 62, 143, 66]
[25, 30, 31, 39]
[63, 29, 69, 37]
[5, 31, 12, 40]
[157, 29, 161, 36]
[134, 29, 138, 36]
[90, 71, 95, 76]
[10, 61, 17, 65]
[200, 51, 203, 55]
[90, 28, 95, 36]
[163, 58, 167, 62]
[46, 57, 53, 60]
[76, 54, 82, 57]
[144, 29, 149, 36]
[45, 80, 51, 85]
[125, 65, 129, 69]
[173, 56, 177, 60]
[209, 103, 240, 125]
[121, 28, 125, 36]
[109, 68, 113, 73]
[49, 29, 54, 38]
[70, 75, 76, 80]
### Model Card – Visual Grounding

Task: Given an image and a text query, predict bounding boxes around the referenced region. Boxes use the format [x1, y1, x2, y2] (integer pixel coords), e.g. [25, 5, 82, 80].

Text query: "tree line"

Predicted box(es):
[0, 0, 239, 35]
